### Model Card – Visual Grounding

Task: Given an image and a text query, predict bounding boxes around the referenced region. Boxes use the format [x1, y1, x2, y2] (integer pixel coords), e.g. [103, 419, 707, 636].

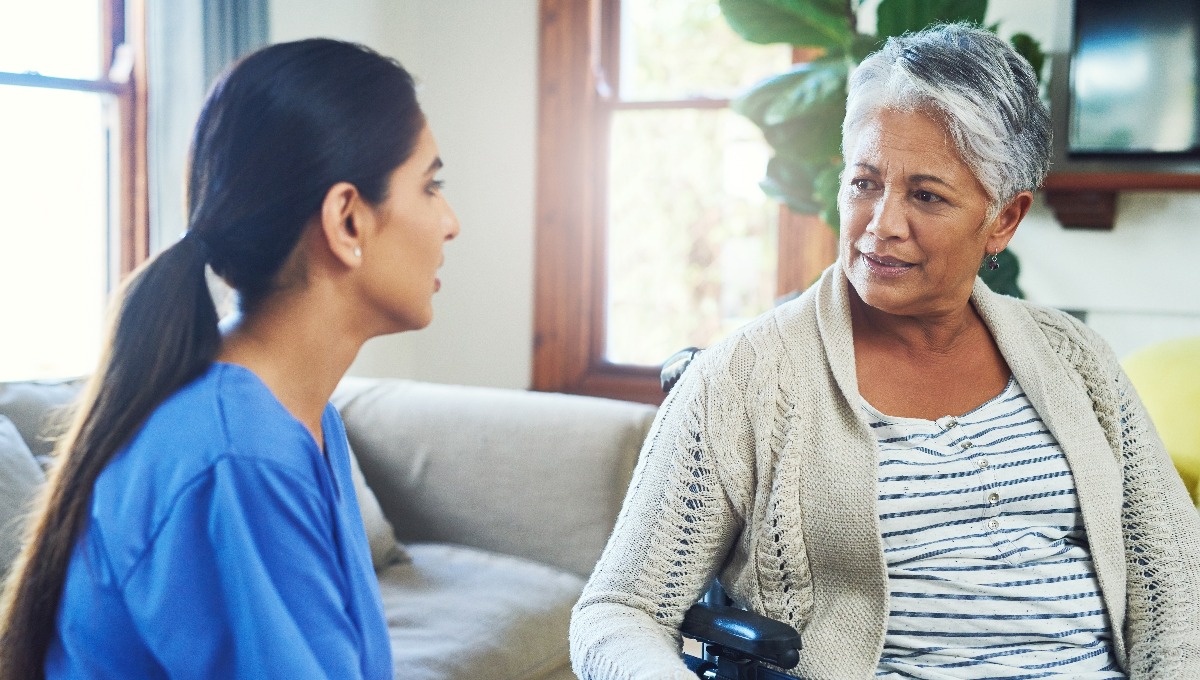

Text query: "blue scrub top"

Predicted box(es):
[47, 363, 392, 679]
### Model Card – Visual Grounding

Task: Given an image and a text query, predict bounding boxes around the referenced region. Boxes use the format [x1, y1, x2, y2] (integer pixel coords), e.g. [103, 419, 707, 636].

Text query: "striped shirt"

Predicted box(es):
[865, 376, 1126, 679]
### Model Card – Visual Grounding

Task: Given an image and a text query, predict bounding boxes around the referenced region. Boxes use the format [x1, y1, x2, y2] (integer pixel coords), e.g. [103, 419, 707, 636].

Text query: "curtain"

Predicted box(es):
[202, 0, 270, 87]
[146, 0, 269, 253]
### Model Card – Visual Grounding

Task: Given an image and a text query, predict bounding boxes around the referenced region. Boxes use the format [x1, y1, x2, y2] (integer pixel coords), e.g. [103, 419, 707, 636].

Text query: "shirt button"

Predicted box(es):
[978, 459, 989, 469]
[987, 519, 1000, 530]
[987, 492, 1000, 504]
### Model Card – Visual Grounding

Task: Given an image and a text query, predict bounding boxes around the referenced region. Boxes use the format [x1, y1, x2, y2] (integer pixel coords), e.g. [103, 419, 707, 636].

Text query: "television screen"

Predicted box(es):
[1069, 0, 1200, 156]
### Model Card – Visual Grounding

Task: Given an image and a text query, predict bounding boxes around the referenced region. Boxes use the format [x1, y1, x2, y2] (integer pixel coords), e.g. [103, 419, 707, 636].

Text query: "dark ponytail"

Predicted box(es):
[0, 38, 424, 679]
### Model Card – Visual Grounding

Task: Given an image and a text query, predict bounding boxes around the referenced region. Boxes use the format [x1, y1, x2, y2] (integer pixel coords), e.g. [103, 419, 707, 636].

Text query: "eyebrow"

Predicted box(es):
[853, 163, 953, 188]
[426, 157, 444, 175]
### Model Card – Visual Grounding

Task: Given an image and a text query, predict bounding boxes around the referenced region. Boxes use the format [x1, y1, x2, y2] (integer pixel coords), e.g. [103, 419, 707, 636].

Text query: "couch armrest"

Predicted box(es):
[332, 378, 656, 578]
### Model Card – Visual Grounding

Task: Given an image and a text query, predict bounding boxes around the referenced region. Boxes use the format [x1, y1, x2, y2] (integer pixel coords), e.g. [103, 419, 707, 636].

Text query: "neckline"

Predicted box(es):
[860, 374, 1017, 427]
[211, 361, 332, 455]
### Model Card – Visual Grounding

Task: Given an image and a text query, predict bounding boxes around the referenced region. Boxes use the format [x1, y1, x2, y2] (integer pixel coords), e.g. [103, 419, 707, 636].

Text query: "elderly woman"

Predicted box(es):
[570, 23, 1200, 680]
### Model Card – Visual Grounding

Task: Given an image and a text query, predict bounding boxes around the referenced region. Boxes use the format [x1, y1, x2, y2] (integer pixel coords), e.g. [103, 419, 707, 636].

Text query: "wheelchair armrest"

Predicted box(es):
[681, 603, 802, 670]
[661, 347, 702, 393]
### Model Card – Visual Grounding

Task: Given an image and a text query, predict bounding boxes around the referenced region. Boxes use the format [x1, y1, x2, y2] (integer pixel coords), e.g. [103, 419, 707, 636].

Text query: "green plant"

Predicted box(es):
[720, 0, 1045, 297]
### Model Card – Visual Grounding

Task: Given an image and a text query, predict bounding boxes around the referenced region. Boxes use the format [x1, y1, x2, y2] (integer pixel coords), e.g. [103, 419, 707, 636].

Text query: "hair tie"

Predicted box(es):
[182, 231, 211, 263]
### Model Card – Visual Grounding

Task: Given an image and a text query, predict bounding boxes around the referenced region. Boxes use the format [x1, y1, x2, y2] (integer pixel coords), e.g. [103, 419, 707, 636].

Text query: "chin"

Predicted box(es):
[412, 308, 435, 331]
[847, 271, 918, 315]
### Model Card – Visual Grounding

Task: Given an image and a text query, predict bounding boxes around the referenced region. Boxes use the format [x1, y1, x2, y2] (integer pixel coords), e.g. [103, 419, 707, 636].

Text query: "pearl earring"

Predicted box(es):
[353, 247, 362, 258]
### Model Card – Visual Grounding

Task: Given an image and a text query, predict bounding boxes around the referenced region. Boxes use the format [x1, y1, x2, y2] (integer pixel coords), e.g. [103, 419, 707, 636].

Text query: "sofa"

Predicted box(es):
[0, 376, 658, 679]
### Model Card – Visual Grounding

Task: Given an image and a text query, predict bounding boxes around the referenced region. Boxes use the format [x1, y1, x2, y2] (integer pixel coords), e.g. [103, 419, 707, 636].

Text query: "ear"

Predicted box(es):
[318, 181, 367, 267]
[985, 190, 1034, 254]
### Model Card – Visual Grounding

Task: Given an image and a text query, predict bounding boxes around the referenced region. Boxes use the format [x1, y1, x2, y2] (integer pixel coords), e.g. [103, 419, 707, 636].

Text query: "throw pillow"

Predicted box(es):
[0, 416, 47, 579]
[348, 443, 410, 569]
[0, 379, 82, 457]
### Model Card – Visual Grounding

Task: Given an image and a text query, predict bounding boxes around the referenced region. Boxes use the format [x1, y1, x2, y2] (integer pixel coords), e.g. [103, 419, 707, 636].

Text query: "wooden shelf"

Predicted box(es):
[1041, 172, 1200, 230]
[1044, 172, 1200, 191]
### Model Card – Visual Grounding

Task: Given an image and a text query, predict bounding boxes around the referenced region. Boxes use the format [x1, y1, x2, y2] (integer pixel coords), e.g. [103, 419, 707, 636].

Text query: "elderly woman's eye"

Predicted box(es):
[850, 178, 876, 191]
[914, 190, 942, 203]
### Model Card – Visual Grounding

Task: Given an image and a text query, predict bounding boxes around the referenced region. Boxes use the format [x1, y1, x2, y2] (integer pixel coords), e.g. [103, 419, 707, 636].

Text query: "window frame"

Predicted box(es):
[533, 0, 834, 404]
[0, 0, 149, 285]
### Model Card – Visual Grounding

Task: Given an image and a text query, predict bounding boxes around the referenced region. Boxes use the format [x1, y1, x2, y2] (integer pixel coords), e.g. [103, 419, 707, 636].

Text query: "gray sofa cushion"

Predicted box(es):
[333, 378, 656, 578]
[0, 416, 46, 578]
[348, 443, 410, 569]
[379, 543, 583, 680]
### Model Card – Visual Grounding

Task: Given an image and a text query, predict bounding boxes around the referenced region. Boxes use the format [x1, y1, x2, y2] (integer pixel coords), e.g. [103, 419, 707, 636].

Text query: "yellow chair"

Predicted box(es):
[1122, 337, 1200, 507]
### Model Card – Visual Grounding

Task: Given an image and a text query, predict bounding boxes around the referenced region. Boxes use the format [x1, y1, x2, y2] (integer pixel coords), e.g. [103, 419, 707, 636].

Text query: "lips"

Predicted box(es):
[861, 252, 915, 276]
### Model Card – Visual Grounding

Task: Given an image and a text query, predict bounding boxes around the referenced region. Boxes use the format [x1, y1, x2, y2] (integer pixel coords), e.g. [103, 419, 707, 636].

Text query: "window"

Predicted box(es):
[534, 0, 836, 403]
[0, 0, 148, 381]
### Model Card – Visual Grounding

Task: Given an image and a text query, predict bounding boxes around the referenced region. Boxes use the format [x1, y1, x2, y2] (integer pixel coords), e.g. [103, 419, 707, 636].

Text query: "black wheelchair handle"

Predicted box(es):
[661, 347, 702, 393]
[681, 603, 802, 670]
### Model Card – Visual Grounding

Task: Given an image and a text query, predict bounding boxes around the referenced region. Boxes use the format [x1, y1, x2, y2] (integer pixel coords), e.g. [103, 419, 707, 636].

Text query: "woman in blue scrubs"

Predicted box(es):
[0, 38, 458, 679]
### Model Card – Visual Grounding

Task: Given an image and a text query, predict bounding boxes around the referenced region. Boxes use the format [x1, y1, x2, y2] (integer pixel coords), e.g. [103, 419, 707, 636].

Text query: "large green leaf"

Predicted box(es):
[720, 0, 852, 50]
[813, 163, 843, 231]
[761, 155, 823, 214]
[734, 58, 847, 124]
[762, 112, 844, 168]
[734, 58, 846, 220]
[762, 58, 848, 127]
[734, 59, 847, 162]
[875, 0, 987, 38]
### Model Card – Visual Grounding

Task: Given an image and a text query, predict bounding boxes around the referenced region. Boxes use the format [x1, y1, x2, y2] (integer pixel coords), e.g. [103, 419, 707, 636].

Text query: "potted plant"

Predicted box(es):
[720, 0, 1044, 297]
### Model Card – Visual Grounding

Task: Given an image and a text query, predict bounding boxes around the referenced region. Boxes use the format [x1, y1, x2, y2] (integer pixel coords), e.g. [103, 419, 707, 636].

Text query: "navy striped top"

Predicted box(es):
[865, 377, 1126, 679]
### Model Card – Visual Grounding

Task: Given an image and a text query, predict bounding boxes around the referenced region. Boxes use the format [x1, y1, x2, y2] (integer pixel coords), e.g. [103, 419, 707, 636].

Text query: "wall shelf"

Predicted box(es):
[1041, 172, 1200, 230]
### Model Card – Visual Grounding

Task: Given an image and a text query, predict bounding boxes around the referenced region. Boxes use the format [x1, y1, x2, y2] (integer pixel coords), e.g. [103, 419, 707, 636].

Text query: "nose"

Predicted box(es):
[443, 202, 460, 241]
[867, 189, 909, 241]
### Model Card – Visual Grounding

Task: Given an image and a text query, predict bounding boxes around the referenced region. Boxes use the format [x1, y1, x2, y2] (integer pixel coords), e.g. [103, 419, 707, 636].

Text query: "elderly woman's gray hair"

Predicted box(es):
[843, 23, 1051, 215]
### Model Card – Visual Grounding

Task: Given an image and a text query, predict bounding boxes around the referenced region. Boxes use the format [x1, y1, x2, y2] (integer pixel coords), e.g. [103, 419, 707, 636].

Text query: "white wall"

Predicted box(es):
[268, 0, 1200, 389]
[270, 0, 538, 389]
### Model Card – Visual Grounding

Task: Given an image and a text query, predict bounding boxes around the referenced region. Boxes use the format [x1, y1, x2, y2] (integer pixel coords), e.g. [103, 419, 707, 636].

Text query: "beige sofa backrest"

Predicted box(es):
[333, 378, 658, 578]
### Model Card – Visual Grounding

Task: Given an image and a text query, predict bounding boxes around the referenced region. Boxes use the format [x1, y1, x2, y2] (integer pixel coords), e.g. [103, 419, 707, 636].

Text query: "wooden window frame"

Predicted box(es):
[533, 0, 835, 404]
[0, 0, 149, 282]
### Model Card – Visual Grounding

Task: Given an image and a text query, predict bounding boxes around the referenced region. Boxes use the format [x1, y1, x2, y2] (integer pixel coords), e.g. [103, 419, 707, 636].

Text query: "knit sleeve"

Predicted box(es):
[1107, 359, 1200, 677]
[569, 351, 747, 680]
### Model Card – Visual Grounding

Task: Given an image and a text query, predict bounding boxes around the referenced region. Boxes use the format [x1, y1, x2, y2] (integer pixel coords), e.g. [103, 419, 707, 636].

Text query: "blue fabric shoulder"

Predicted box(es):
[90, 363, 332, 580]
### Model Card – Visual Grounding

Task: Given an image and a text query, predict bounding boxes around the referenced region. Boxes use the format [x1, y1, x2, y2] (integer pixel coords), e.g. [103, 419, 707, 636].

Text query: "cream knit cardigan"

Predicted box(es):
[570, 267, 1200, 680]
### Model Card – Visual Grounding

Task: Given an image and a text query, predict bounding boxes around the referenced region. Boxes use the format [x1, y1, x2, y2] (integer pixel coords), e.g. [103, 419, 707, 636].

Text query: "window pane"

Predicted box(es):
[0, 86, 110, 380]
[605, 109, 777, 366]
[0, 0, 103, 80]
[620, 0, 792, 101]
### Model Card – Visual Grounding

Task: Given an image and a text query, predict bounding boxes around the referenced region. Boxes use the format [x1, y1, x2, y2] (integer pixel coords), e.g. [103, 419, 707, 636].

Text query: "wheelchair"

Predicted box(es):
[663, 348, 803, 680]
